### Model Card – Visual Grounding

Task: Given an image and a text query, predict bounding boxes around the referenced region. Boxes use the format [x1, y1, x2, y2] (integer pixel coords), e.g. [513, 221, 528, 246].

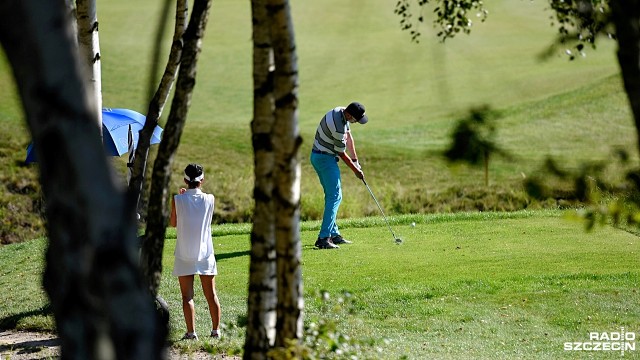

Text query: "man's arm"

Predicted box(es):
[345, 129, 362, 170]
[345, 130, 359, 161]
[338, 151, 364, 180]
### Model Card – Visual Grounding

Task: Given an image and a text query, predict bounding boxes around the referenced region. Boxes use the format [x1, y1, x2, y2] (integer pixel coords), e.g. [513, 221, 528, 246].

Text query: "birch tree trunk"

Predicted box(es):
[245, 0, 277, 358]
[611, 1, 640, 158]
[76, 0, 102, 133]
[129, 0, 188, 229]
[0, 0, 162, 359]
[64, 0, 78, 47]
[141, 0, 213, 296]
[268, 0, 304, 347]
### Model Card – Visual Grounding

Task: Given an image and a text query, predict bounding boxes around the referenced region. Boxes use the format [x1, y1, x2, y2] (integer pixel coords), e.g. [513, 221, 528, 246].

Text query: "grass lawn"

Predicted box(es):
[1, 0, 639, 357]
[2, 210, 638, 358]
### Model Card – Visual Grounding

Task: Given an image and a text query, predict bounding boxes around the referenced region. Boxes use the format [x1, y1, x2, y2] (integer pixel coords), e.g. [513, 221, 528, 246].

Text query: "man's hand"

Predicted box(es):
[339, 152, 364, 180]
[352, 158, 361, 170]
[350, 158, 363, 179]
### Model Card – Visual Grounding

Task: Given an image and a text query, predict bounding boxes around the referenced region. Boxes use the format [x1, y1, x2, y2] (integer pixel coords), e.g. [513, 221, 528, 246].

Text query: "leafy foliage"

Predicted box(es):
[543, 0, 615, 60]
[268, 291, 381, 360]
[395, 0, 615, 59]
[524, 148, 640, 231]
[394, 0, 488, 42]
[443, 105, 508, 166]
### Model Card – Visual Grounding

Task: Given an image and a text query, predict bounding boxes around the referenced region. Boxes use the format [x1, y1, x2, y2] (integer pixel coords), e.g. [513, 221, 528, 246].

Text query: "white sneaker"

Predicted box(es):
[181, 332, 198, 340]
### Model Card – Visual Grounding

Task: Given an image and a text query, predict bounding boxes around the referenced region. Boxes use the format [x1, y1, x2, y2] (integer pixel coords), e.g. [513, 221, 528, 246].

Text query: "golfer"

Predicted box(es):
[170, 163, 222, 340]
[310, 102, 367, 249]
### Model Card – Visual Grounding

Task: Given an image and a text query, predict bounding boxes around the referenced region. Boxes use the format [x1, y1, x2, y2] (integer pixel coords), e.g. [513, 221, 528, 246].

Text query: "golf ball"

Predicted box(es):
[411, 222, 416, 227]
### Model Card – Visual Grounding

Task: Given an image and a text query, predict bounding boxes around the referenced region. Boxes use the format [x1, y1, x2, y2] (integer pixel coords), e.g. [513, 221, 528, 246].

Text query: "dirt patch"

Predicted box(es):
[0, 330, 238, 360]
[0, 330, 59, 360]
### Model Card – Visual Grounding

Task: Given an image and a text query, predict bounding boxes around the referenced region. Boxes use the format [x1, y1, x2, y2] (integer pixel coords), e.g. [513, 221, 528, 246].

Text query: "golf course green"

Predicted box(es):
[0, 0, 638, 358]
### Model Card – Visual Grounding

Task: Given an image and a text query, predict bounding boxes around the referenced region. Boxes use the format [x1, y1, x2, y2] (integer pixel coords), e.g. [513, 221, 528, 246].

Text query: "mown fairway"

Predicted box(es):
[1, 1, 639, 357]
[1, 211, 638, 358]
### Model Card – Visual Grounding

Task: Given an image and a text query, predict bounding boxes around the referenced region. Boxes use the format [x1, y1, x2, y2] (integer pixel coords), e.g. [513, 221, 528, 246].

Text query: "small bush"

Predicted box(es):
[268, 291, 385, 360]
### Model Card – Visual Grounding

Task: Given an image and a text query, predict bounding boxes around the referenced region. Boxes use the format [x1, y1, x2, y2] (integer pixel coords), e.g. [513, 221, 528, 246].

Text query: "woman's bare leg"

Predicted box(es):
[200, 275, 221, 332]
[178, 275, 196, 334]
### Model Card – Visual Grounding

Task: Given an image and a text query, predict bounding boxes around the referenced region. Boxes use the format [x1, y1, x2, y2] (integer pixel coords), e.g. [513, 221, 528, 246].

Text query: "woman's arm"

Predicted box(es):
[169, 196, 177, 227]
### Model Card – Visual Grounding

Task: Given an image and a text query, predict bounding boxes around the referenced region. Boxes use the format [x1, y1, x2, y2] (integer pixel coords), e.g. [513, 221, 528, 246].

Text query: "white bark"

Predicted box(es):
[268, 0, 304, 346]
[76, 0, 102, 133]
[245, 0, 278, 357]
[245, 0, 302, 355]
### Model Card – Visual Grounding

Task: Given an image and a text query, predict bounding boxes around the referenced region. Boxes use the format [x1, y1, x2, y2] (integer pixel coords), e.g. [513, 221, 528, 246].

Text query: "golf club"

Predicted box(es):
[362, 178, 403, 244]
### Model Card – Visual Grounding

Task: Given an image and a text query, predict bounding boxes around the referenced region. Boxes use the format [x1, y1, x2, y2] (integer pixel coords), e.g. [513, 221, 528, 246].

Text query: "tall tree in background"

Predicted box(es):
[136, 0, 189, 296]
[64, 0, 78, 47]
[246, 0, 302, 357]
[0, 0, 161, 358]
[59, 0, 102, 132]
[128, 0, 188, 226]
[610, 1, 640, 155]
[141, 0, 213, 299]
[76, 0, 102, 132]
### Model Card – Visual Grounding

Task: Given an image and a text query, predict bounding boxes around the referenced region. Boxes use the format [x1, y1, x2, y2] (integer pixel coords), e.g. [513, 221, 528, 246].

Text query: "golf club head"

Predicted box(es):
[362, 179, 403, 245]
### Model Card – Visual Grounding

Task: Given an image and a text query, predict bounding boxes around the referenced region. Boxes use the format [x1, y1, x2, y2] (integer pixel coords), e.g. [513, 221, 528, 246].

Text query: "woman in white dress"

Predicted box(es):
[170, 163, 221, 340]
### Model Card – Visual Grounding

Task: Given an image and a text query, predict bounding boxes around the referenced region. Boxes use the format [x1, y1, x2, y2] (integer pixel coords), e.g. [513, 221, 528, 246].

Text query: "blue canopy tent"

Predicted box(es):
[25, 108, 163, 163]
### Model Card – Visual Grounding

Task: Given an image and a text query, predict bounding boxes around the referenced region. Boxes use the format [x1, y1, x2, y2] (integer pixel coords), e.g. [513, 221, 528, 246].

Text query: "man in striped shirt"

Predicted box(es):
[310, 102, 368, 249]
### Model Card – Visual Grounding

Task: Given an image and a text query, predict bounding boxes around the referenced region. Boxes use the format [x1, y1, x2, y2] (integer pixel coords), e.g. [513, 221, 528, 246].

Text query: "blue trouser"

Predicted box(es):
[310, 151, 342, 239]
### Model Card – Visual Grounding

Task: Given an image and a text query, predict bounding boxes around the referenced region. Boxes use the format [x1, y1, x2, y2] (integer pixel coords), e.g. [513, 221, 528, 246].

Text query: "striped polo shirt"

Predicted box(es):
[312, 107, 350, 156]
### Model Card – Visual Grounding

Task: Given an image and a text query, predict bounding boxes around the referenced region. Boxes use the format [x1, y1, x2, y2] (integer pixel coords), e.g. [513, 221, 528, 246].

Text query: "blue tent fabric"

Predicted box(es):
[25, 108, 163, 163]
[24, 143, 36, 164]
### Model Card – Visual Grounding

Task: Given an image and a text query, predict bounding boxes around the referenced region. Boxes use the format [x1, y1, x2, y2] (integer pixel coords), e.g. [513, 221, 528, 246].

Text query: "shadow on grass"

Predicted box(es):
[0, 336, 59, 356]
[0, 304, 52, 330]
[217, 247, 321, 259]
[216, 250, 250, 261]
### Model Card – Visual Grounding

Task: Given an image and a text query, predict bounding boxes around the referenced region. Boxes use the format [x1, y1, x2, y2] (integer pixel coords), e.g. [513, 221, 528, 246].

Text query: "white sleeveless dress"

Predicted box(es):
[172, 188, 217, 276]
